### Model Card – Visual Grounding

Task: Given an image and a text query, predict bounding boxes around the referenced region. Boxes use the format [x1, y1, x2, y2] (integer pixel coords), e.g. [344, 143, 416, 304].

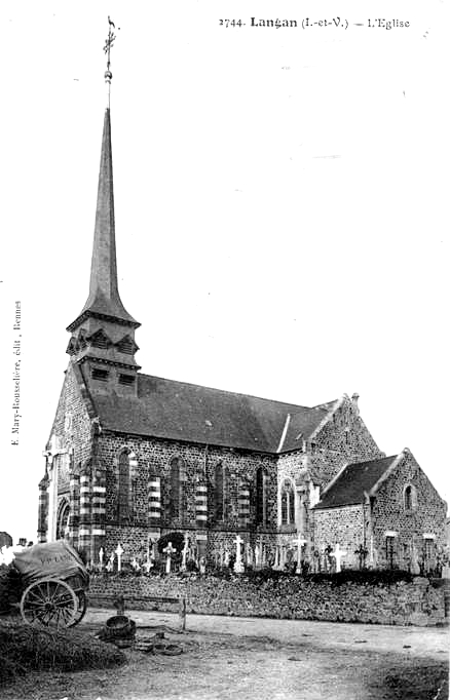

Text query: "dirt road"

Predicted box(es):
[86, 607, 448, 657]
[2, 609, 448, 700]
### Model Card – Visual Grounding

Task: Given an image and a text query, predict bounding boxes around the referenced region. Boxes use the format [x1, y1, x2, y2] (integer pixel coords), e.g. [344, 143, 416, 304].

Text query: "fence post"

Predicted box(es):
[179, 597, 186, 631]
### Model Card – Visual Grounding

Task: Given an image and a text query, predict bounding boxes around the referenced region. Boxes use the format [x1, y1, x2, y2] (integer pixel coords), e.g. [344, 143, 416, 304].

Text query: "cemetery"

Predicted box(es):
[86, 533, 448, 627]
[3, 532, 448, 630]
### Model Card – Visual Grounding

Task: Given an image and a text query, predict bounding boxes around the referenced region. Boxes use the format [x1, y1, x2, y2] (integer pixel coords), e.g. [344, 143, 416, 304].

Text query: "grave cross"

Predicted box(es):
[106, 552, 115, 572]
[331, 543, 347, 573]
[181, 534, 190, 572]
[163, 541, 176, 574]
[145, 538, 152, 572]
[115, 543, 124, 572]
[254, 543, 260, 568]
[272, 545, 281, 570]
[292, 534, 307, 574]
[233, 534, 244, 574]
[245, 542, 253, 567]
[218, 543, 225, 567]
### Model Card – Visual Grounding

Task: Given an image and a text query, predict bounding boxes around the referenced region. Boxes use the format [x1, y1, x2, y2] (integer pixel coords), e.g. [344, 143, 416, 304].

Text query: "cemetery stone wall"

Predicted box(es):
[88, 572, 448, 626]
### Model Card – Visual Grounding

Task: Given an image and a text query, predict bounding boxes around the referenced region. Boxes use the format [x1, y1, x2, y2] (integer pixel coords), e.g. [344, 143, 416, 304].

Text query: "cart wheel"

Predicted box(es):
[68, 590, 88, 627]
[20, 578, 78, 628]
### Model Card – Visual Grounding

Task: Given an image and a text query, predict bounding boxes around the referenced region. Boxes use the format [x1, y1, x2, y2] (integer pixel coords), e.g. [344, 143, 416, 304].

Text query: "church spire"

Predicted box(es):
[74, 107, 138, 327]
[67, 18, 139, 333]
[66, 20, 140, 384]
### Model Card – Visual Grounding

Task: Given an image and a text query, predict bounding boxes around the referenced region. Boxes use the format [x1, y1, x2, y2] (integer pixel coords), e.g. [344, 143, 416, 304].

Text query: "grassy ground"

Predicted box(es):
[1, 625, 448, 700]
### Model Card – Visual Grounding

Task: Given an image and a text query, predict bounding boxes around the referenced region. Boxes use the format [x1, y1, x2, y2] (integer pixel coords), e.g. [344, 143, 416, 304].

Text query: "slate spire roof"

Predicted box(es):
[67, 108, 139, 332]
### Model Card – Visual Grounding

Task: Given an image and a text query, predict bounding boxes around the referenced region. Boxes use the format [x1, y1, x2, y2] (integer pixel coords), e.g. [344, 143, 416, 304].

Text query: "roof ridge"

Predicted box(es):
[138, 372, 323, 411]
[348, 454, 398, 468]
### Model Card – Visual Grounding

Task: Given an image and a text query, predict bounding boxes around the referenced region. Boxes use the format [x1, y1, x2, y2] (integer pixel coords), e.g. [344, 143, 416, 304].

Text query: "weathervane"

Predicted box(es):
[103, 16, 117, 103]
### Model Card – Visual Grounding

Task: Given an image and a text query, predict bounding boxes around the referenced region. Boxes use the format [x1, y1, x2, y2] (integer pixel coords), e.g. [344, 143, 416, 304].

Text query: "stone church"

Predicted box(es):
[37, 87, 448, 575]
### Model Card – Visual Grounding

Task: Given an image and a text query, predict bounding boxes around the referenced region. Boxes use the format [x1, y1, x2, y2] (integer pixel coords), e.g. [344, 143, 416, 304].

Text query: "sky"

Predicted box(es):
[0, 0, 449, 543]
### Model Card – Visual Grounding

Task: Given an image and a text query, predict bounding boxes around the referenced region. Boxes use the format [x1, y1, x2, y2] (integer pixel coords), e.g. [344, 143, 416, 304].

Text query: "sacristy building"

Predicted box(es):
[37, 96, 448, 575]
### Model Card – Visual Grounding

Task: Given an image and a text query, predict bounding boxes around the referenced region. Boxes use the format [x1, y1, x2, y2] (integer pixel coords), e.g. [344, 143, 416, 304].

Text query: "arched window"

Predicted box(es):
[215, 462, 225, 521]
[404, 485, 412, 510]
[403, 484, 417, 511]
[56, 499, 70, 540]
[281, 479, 295, 525]
[170, 457, 185, 521]
[118, 451, 131, 522]
[255, 467, 266, 526]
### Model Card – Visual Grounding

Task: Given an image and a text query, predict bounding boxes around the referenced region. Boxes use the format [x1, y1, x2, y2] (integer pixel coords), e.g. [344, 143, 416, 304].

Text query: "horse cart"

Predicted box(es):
[12, 541, 89, 628]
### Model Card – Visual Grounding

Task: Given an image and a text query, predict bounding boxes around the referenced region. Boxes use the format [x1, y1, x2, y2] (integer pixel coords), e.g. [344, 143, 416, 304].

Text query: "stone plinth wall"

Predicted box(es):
[88, 573, 449, 627]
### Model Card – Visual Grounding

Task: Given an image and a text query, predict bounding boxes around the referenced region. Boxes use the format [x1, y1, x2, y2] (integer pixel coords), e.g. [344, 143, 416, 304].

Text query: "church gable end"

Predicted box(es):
[309, 395, 384, 486]
[369, 449, 448, 572]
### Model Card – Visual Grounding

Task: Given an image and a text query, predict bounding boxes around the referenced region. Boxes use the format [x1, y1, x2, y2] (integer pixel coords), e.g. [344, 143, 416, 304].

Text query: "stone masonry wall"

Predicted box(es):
[310, 397, 384, 487]
[371, 450, 448, 570]
[41, 362, 95, 541]
[312, 504, 364, 569]
[99, 431, 279, 561]
[51, 363, 95, 491]
[275, 398, 384, 552]
[88, 572, 448, 627]
[277, 398, 383, 494]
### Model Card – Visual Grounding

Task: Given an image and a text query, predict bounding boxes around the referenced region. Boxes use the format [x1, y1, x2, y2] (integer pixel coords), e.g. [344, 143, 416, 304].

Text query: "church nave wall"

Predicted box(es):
[98, 432, 279, 537]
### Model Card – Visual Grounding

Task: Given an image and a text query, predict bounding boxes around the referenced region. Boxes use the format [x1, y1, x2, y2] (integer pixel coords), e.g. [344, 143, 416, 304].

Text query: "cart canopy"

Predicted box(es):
[13, 541, 88, 586]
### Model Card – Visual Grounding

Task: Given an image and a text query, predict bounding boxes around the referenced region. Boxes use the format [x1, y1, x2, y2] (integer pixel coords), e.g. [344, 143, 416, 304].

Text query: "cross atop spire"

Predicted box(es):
[103, 16, 116, 107]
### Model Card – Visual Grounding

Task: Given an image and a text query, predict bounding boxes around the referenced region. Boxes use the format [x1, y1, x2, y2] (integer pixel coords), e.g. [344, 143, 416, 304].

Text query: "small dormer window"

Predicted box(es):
[92, 368, 109, 381]
[90, 329, 112, 349]
[116, 335, 137, 355]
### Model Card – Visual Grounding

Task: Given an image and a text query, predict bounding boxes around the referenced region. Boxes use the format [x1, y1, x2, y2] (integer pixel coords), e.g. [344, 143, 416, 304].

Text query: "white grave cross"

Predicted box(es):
[332, 543, 347, 573]
[163, 542, 176, 574]
[106, 552, 115, 572]
[292, 534, 307, 574]
[234, 535, 244, 574]
[181, 534, 190, 571]
[254, 543, 260, 568]
[115, 543, 124, 572]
